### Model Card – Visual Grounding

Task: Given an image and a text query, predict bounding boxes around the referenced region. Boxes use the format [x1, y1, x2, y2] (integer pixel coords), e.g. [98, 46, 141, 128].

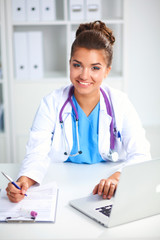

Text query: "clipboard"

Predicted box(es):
[0, 182, 59, 223]
[5, 217, 35, 223]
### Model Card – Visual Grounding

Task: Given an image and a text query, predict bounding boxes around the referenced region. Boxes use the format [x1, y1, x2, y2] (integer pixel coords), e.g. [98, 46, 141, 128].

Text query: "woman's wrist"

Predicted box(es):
[113, 171, 121, 181]
[18, 176, 36, 188]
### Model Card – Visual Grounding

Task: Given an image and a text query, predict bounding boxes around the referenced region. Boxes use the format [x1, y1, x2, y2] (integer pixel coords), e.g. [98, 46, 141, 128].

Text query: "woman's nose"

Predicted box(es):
[79, 68, 90, 80]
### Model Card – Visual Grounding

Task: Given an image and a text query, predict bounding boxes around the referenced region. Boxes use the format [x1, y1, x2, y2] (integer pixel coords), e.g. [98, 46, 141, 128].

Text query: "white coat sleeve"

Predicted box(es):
[17, 95, 56, 184]
[120, 95, 151, 168]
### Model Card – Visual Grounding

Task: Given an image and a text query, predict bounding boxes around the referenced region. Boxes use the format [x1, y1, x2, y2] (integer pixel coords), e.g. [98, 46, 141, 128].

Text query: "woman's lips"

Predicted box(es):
[77, 80, 91, 86]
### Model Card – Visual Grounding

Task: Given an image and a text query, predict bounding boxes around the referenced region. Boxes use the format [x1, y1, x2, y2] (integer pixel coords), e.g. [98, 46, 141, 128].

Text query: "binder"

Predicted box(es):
[41, 0, 56, 21]
[69, 0, 85, 21]
[26, 0, 40, 21]
[85, 0, 101, 20]
[28, 31, 44, 80]
[14, 32, 29, 80]
[12, 0, 26, 22]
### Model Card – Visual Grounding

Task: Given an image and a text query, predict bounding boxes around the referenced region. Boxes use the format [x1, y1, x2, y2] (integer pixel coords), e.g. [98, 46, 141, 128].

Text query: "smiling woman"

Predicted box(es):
[70, 48, 111, 116]
[6, 21, 150, 203]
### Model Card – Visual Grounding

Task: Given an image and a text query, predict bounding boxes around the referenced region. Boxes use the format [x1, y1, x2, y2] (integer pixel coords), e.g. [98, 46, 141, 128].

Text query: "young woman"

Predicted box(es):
[6, 21, 150, 203]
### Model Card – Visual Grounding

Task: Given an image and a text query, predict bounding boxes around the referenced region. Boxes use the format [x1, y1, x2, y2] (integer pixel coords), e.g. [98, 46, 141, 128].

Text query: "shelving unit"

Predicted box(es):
[0, 0, 11, 163]
[4, 0, 127, 163]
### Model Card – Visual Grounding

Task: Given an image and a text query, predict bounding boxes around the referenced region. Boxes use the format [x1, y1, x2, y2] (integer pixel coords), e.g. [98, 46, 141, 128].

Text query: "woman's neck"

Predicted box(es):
[74, 89, 100, 116]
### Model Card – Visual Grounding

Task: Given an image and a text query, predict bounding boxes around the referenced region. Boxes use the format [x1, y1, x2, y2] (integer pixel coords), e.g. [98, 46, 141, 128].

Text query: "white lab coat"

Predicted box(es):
[18, 84, 151, 183]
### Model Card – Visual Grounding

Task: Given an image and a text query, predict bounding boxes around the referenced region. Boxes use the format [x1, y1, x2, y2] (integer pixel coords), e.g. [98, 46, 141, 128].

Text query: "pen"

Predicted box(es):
[1, 172, 27, 196]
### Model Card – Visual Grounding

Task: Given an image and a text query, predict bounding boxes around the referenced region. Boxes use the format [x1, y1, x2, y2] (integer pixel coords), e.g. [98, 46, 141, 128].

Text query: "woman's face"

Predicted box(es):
[70, 47, 111, 98]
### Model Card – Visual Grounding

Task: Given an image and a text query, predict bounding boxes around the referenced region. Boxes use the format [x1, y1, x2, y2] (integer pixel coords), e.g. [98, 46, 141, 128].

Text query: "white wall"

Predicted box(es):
[126, 0, 160, 126]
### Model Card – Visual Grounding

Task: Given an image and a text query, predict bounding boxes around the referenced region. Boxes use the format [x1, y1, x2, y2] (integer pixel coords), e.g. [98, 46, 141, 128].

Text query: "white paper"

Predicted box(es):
[0, 182, 58, 222]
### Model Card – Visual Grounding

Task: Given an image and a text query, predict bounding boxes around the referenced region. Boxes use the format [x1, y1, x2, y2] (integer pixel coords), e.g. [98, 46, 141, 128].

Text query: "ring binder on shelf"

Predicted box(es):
[69, 0, 84, 21]
[86, 0, 101, 20]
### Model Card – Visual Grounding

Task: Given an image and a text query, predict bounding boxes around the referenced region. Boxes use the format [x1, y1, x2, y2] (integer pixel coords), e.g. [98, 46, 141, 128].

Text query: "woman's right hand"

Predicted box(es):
[6, 176, 36, 203]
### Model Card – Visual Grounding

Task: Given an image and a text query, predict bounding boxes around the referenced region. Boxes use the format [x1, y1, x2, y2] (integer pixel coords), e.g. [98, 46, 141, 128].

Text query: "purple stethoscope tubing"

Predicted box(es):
[59, 86, 116, 157]
[59, 86, 79, 122]
[99, 88, 115, 150]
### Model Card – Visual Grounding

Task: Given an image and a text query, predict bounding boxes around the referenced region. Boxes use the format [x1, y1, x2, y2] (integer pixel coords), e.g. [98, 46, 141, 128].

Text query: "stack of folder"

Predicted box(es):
[14, 31, 44, 80]
[12, 0, 56, 22]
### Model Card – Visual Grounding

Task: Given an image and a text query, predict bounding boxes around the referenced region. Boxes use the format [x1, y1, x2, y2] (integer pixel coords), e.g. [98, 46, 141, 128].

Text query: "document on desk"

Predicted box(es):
[0, 182, 58, 222]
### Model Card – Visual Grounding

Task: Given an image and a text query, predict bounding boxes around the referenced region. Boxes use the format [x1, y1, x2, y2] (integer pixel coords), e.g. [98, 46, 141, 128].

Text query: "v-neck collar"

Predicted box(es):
[72, 95, 100, 119]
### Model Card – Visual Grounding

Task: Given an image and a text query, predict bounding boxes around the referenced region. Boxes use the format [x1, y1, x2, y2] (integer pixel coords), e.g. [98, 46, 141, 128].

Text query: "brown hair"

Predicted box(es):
[70, 21, 115, 68]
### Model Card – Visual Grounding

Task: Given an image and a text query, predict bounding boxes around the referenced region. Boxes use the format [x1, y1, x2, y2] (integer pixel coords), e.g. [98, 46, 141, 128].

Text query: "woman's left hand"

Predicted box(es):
[93, 171, 121, 199]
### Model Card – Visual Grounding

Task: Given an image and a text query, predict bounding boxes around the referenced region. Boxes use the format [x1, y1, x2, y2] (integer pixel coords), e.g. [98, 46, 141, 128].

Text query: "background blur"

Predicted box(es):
[0, 0, 160, 163]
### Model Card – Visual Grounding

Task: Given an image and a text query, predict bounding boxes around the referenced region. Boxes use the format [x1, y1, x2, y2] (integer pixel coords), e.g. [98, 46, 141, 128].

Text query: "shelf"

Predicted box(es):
[4, 0, 126, 163]
[14, 70, 67, 80]
[13, 25, 67, 81]
[13, 20, 67, 26]
[13, 19, 125, 27]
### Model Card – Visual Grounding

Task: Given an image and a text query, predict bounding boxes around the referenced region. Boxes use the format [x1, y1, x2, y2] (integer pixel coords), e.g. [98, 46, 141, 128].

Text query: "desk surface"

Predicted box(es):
[0, 162, 160, 240]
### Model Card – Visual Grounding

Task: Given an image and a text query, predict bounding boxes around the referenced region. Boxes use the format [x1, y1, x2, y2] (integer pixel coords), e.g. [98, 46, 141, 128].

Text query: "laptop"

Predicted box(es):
[70, 159, 160, 227]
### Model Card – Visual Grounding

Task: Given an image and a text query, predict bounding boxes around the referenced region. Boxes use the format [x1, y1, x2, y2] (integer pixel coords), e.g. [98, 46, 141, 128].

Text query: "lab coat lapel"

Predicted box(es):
[99, 90, 112, 157]
[62, 95, 73, 154]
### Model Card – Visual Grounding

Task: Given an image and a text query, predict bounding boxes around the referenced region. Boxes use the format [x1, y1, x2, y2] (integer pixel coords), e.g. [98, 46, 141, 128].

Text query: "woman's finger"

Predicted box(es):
[107, 183, 116, 199]
[93, 184, 99, 195]
[97, 179, 106, 195]
[7, 183, 21, 194]
[103, 180, 111, 199]
[7, 190, 25, 203]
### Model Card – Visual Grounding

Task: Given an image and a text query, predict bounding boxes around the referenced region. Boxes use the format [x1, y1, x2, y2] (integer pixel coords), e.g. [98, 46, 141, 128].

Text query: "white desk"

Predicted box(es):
[0, 162, 160, 240]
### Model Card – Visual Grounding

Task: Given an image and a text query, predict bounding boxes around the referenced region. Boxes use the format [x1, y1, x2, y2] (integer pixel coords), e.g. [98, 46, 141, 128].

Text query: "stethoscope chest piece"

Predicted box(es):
[107, 150, 119, 162]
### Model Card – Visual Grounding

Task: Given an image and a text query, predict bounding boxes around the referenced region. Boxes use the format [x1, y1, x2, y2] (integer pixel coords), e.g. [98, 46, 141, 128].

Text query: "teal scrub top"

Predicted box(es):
[66, 95, 105, 164]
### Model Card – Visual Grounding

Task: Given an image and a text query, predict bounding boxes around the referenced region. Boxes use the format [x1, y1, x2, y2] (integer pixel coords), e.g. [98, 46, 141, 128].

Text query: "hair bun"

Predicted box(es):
[76, 20, 115, 46]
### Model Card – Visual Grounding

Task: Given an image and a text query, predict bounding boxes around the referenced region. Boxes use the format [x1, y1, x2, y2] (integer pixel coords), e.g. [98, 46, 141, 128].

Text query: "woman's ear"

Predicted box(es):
[104, 66, 111, 78]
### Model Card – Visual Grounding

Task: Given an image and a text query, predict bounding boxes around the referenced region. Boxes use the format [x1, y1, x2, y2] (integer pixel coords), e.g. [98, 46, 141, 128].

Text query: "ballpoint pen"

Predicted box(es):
[1, 171, 27, 196]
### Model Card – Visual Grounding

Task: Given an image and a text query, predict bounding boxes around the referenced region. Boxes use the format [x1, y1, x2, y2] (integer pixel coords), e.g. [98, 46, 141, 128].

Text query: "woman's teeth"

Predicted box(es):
[79, 81, 90, 85]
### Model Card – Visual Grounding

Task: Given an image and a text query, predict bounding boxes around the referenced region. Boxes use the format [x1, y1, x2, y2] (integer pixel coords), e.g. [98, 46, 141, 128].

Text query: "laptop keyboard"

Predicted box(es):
[95, 204, 113, 217]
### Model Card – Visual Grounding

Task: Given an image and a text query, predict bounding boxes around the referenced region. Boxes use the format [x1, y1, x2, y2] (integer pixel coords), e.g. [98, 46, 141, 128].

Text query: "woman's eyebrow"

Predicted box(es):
[91, 63, 102, 66]
[73, 59, 81, 64]
[73, 60, 102, 66]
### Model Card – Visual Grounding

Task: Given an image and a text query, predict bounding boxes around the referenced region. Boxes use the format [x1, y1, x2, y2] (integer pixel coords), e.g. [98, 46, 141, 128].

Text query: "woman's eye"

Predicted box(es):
[73, 63, 81, 68]
[92, 66, 100, 70]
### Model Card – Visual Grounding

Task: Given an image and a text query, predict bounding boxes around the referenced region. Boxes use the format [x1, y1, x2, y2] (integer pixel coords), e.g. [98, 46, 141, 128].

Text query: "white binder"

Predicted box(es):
[41, 0, 56, 21]
[12, 0, 26, 22]
[26, 0, 40, 21]
[85, 0, 101, 20]
[14, 32, 29, 80]
[28, 32, 43, 79]
[69, 0, 84, 21]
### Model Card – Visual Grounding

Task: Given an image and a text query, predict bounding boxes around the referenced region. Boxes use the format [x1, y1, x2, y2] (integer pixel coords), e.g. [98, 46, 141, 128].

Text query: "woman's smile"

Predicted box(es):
[77, 80, 92, 87]
[70, 47, 111, 97]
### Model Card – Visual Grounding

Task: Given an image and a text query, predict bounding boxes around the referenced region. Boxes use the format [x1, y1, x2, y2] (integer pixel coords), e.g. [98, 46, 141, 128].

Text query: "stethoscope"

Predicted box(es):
[59, 86, 121, 162]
